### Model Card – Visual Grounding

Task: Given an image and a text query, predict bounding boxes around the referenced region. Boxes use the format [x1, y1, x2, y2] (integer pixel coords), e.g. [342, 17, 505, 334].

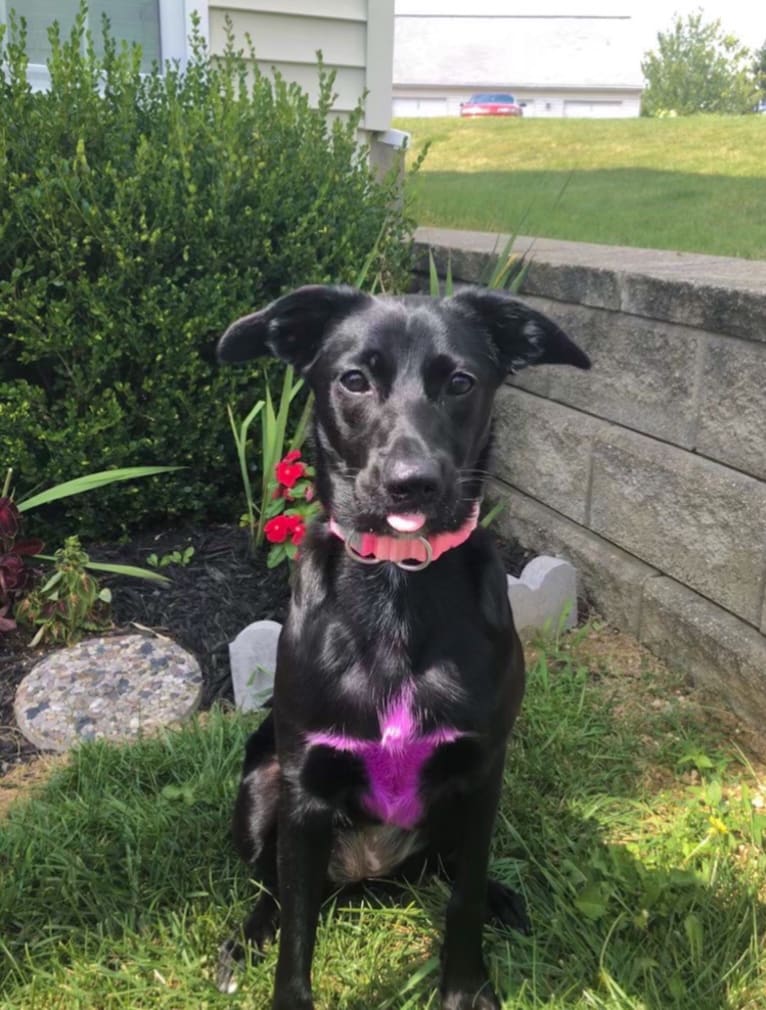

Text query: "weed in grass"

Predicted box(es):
[0, 629, 764, 1009]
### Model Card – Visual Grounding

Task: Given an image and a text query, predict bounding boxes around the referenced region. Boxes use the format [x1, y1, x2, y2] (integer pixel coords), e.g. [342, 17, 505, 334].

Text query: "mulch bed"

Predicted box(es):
[0, 524, 534, 777]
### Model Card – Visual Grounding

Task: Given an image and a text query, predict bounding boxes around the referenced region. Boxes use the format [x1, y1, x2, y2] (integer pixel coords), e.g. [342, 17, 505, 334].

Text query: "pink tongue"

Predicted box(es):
[386, 512, 426, 533]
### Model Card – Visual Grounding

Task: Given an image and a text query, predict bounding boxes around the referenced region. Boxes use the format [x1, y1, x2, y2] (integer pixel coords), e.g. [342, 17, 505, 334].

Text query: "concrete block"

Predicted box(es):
[493, 386, 599, 525]
[523, 259, 622, 312]
[507, 556, 577, 637]
[513, 297, 702, 447]
[621, 274, 766, 346]
[229, 619, 282, 711]
[640, 577, 766, 737]
[696, 335, 766, 482]
[496, 488, 658, 635]
[589, 428, 766, 626]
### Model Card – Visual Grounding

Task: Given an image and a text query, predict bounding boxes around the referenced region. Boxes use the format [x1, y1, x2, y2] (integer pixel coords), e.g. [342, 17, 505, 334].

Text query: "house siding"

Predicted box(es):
[209, 1, 394, 131]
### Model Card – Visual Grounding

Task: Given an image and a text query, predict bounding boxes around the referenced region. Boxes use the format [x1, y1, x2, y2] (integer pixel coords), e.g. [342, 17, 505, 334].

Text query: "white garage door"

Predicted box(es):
[392, 97, 449, 117]
[563, 101, 623, 118]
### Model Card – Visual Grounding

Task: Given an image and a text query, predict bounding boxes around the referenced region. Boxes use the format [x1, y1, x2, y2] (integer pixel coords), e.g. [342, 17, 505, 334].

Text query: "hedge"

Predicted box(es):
[0, 5, 414, 540]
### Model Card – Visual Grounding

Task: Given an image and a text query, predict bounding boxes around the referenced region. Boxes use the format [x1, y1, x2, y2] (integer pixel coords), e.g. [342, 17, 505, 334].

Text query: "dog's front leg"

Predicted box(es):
[440, 757, 504, 1010]
[272, 784, 333, 1010]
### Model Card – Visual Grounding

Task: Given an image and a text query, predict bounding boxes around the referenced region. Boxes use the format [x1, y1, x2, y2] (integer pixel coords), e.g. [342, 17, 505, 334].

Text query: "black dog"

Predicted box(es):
[216, 285, 589, 1009]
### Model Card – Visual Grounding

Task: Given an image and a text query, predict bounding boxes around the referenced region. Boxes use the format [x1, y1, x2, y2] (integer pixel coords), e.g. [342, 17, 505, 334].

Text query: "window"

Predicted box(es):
[0, 0, 207, 86]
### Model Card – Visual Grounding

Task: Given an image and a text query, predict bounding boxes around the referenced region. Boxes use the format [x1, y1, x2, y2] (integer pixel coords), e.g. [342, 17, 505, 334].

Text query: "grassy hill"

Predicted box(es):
[394, 116, 766, 260]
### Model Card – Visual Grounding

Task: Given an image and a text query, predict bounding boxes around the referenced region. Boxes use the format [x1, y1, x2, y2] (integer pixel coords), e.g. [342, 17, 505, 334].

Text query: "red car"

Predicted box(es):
[459, 93, 523, 118]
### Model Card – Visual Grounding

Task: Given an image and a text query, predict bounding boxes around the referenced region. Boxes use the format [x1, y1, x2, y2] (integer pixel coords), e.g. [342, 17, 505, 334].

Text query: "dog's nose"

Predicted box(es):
[384, 458, 441, 505]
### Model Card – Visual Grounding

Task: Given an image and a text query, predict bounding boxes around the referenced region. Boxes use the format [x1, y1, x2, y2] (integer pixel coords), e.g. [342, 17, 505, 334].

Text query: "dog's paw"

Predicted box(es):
[487, 878, 532, 935]
[441, 980, 501, 1010]
[216, 938, 245, 994]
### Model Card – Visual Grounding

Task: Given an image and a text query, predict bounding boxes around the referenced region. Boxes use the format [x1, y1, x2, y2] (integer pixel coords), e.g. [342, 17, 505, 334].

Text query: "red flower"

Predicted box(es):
[275, 453, 306, 489]
[0, 497, 20, 542]
[285, 515, 306, 546]
[264, 515, 290, 544]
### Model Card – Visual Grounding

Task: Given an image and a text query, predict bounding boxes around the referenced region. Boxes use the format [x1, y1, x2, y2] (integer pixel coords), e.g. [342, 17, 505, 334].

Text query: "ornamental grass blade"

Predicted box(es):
[428, 248, 441, 296]
[82, 561, 171, 585]
[33, 555, 171, 585]
[355, 214, 387, 289]
[18, 466, 182, 512]
[289, 392, 314, 452]
[275, 365, 295, 456]
[479, 501, 505, 528]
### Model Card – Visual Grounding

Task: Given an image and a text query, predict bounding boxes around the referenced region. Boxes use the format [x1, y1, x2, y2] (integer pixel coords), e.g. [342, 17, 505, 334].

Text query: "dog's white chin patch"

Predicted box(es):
[386, 513, 426, 533]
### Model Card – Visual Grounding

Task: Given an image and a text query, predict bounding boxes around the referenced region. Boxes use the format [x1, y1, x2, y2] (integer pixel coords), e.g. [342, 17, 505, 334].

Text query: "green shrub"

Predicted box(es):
[0, 5, 414, 540]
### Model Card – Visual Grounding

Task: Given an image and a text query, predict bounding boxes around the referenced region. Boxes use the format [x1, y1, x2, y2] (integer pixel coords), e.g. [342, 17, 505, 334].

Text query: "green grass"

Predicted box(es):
[1, 626, 765, 1009]
[395, 116, 766, 260]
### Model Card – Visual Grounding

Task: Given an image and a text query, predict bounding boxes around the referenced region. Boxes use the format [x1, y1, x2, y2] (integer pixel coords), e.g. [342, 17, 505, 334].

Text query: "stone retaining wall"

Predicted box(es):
[415, 228, 766, 739]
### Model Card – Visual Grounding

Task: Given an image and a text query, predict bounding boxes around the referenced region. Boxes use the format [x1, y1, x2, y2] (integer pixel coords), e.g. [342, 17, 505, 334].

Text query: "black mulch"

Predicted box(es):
[0, 524, 534, 776]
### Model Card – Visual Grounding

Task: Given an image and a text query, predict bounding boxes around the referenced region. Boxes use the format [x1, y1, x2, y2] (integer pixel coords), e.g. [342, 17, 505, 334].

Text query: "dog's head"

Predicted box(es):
[218, 285, 589, 534]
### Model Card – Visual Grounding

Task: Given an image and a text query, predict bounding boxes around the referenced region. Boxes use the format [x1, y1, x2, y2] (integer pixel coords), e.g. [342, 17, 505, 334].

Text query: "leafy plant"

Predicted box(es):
[641, 11, 759, 116]
[146, 546, 195, 569]
[0, 471, 43, 632]
[228, 366, 315, 557]
[0, 3, 415, 541]
[0, 464, 174, 636]
[14, 536, 112, 647]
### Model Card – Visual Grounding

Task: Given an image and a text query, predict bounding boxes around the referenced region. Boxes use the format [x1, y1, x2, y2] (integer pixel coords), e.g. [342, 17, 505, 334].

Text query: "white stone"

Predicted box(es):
[229, 619, 282, 711]
[507, 556, 578, 637]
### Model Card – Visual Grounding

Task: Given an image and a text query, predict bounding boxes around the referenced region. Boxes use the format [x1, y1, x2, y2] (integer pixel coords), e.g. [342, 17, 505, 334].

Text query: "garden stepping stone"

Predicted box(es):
[14, 634, 202, 753]
[229, 619, 281, 712]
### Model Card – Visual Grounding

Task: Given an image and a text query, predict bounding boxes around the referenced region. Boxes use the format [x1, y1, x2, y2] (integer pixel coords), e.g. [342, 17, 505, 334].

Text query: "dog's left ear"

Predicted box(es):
[451, 288, 590, 373]
[217, 284, 371, 370]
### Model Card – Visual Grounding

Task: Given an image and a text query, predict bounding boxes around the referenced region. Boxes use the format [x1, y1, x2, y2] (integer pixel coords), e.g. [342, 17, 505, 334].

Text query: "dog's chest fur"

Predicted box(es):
[306, 683, 465, 830]
[303, 682, 470, 885]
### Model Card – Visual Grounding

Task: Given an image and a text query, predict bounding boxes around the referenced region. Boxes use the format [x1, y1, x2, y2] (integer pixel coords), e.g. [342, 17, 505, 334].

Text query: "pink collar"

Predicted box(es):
[328, 504, 480, 572]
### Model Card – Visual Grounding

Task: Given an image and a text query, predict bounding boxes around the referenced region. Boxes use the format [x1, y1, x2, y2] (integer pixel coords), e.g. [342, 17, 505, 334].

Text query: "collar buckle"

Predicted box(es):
[344, 530, 434, 571]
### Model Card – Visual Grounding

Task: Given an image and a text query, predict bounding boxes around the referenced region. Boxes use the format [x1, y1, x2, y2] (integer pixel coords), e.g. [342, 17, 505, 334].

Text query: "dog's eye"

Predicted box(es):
[340, 370, 370, 393]
[446, 372, 475, 396]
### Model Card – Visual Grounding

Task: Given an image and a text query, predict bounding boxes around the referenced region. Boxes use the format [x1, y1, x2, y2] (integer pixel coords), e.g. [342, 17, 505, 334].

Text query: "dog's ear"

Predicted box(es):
[451, 288, 590, 373]
[217, 284, 371, 370]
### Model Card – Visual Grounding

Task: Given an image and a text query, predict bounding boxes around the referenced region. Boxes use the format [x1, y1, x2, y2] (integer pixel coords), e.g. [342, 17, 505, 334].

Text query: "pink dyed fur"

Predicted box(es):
[306, 687, 463, 829]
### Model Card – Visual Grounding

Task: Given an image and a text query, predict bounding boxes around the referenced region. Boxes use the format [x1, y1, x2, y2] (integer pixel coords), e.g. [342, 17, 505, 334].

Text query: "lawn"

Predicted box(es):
[395, 116, 766, 260]
[1, 624, 764, 1009]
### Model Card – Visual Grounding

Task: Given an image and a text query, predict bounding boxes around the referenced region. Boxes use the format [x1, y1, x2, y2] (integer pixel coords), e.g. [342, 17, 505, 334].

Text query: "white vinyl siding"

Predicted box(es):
[209, 0, 393, 131]
[392, 96, 447, 117]
[210, 9, 366, 67]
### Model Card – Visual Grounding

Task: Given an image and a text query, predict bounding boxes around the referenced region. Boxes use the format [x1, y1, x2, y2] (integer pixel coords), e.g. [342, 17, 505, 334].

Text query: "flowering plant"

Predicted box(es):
[262, 450, 321, 568]
[0, 492, 44, 632]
